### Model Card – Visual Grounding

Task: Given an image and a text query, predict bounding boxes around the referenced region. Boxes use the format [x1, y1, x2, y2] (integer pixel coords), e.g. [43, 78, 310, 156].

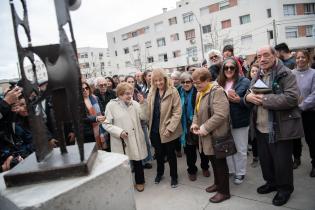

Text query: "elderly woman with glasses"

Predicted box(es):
[103, 82, 148, 192]
[82, 82, 106, 148]
[217, 57, 251, 185]
[178, 72, 210, 181]
[208, 49, 223, 81]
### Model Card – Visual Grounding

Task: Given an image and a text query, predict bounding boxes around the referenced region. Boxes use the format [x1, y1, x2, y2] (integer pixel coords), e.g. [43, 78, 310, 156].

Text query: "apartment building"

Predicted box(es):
[107, 0, 315, 74]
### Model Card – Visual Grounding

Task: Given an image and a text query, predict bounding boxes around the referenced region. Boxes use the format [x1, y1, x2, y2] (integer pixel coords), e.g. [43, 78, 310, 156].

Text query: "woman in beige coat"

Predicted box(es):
[191, 68, 231, 203]
[103, 82, 147, 192]
[139, 68, 182, 188]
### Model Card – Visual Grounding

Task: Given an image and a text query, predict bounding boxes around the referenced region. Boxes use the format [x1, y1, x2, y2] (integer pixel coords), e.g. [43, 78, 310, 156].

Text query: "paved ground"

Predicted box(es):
[134, 144, 315, 210]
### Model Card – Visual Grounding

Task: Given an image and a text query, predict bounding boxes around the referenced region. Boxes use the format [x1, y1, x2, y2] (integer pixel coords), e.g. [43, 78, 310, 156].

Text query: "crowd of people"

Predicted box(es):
[1, 43, 315, 206]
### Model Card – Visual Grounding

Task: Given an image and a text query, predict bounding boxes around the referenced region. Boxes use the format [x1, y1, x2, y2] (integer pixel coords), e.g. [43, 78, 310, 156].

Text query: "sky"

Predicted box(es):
[0, 0, 178, 80]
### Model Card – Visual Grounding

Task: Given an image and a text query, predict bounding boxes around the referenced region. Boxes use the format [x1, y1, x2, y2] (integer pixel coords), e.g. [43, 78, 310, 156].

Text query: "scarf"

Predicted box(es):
[180, 87, 194, 146]
[195, 83, 213, 113]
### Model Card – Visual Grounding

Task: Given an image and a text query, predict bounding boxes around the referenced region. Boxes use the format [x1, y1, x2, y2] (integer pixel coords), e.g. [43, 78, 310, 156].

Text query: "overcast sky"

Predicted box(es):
[0, 0, 178, 80]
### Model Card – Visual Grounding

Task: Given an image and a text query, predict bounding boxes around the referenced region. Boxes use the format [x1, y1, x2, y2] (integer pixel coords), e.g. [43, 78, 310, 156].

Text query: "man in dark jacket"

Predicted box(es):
[245, 46, 304, 206]
[94, 77, 116, 114]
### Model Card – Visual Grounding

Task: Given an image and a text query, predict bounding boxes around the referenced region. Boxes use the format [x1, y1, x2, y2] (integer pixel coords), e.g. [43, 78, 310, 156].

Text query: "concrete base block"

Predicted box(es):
[0, 151, 136, 210]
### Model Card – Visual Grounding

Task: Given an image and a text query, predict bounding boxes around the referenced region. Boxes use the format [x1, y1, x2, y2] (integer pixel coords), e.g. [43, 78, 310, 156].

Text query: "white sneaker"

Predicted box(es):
[234, 175, 245, 185]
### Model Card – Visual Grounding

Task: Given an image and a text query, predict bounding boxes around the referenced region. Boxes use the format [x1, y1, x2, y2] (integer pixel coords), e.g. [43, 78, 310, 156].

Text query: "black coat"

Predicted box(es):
[94, 89, 116, 114]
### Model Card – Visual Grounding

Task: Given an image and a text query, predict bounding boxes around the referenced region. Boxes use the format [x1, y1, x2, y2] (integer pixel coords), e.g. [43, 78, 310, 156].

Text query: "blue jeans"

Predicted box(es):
[141, 122, 153, 165]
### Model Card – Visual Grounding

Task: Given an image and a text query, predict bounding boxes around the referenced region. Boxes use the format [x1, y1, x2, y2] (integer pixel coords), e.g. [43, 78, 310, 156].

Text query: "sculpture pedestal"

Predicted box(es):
[0, 151, 136, 210]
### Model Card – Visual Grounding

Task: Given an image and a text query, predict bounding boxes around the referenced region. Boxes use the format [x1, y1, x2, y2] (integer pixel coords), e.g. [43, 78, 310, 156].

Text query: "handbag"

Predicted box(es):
[207, 86, 237, 159]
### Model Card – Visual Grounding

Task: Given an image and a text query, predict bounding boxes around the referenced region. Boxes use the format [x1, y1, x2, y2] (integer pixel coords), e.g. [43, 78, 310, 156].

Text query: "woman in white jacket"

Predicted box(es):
[103, 82, 148, 192]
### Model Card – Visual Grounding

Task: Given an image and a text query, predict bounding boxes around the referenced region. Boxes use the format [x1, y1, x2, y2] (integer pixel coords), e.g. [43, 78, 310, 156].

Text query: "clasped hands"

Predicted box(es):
[190, 124, 208, 136]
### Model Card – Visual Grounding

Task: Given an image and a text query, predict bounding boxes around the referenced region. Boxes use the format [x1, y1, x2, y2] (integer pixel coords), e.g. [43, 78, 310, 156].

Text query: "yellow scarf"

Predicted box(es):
[195, 83, 213, 113]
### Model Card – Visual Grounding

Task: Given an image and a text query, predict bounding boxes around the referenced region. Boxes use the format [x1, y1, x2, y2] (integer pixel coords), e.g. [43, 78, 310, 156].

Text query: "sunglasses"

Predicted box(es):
[223, 66, 236, 71]
[209, 55, 218, 60]
[181, 81, 192, 84]
[82, 87, 89, 91]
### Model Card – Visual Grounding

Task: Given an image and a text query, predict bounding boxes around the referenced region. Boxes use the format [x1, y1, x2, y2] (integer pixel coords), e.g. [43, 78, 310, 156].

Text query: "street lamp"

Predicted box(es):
[192, 12, 205, 61]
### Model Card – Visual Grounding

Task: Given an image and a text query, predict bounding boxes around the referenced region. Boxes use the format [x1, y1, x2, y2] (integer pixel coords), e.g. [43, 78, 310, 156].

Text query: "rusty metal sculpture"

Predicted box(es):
[4, 0, 97, 187]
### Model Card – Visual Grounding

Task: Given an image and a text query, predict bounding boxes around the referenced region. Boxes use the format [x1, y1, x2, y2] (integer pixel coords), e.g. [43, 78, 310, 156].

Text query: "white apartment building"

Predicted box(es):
[77, 47, 114, 78]
[107, 0, 315, 74]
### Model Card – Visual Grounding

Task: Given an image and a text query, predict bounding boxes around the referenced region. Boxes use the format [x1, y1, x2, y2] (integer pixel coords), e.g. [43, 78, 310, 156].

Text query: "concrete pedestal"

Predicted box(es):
[0, 151, 136, 210]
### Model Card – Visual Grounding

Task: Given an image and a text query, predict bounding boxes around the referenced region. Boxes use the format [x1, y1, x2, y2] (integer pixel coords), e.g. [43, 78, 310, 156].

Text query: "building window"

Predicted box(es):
[241, 35, 252, 45]
[173, 50, 181, 58]
[155, 21, 164, 32]
[240, 14, 251, 25]
[183, 12, 193, 23]
[267, 8, 272, 18]
[304, 3, 315, 15]
[223, 38, 233, 46]
[147, 56, 154, 63]
[157, 38, 166, 47]
[202, 24, 211, 33]
[132, 45, 140, 52]
[116, 64, 119, 69]
[107, 61, 111, 66]
[85, 62, 90, 68]
[131, 31, 138, 37]
[285, 26, 298, 38]
[204, 43, 213, 53]
[268, 30, 274, 39]
[99, 53, 103, 60]
[122, 33, 128, 40]
[145, 41, 152, 48]
[170, 33, 179, 41]
[134, 59, 141, 67]
[186, 46, 197, 57]
[115, 50, 117, 56]
[125, 61, 132, 67]
[169, 17, 177, 25]
[306, 25, 314, 37]
[144, 26, 150, 33]
[219, 0, 230, 10]
[221, 19, 231, 29]
[158, 53, 168, 62]
[185, 29, 195, 40]
[124, 47, 129, 54]
[283, 4, 296, 16]
[113, 37, 116, 43]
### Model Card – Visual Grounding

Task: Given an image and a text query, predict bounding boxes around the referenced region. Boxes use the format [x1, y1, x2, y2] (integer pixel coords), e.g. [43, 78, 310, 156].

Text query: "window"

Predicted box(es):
[124, 47, 129, 54]
[223, 38, 233, 46]
[285, 26, 298, 38]
[204, 43, 213, 52]
[183, 12, 193, 23]
[169, 17, 177, 25]
[80, 53, 88, 58]
[170, 33, 179, 41]
[131, 31, 138, 37]
[147, 56, 154, 63]
[306, 25, 313, 37]
[202, 24, 211, 33]
[157, 38, 166, 47]
[186, 46, 197, 57]
[132, 45, 140, 52]
[219, 0, 230, 10]
[145, 41, 152, 48]
[268, 30, 274, 39]
[241, 35, 252, 45]
[115, 50, 117, 56]
[85, 62, 90, 68]
[125, 61, 132, 67]
[158, 53, 168, 62]
[144, 26, 150, 33]
[283, 4, 296, 16]
[116, 64, 119, 69]
[304, 3, 315, 15]
[99, 53, 103, 60]
[267, 8, 272, 18]
[221, 19, 231, 29]
[113, 37, 116, 43]
[122, 33, 128, 40]
[155, 21, 164, 32]
[185, 29, 195, 40]
[240, 14, 251, 25]
[173, 50, 181, 58]
[107, 61, 111, 66]
[134, 59, 141, 67]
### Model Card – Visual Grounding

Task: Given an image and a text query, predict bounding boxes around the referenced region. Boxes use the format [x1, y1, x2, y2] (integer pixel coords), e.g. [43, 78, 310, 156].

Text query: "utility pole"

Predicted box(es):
[273, 19, 277, 46]
[192, 13, 205, 61]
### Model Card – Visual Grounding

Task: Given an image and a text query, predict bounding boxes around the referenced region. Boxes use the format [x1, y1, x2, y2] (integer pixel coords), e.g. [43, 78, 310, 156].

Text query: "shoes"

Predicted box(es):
[143, 163, 152, 169]
[134, 184, 144, 192]
[229, 172, 235, 177]
[202, 170, 210, 177]
[257, 184, 277, 194]
[209, 193, 231, 203]
[272, 191, 291, 206]
[310, 167, 315, 177]
[205, 184, 218, 193]
[171, 178, 178, 188]
[251, 158, 259, 168]
[293, 158, 301, 169]
[176, 151, 182, 158]
[188, 174, 197, 181]
[233, 175, 245, 185]
[154, 175, 163, 184]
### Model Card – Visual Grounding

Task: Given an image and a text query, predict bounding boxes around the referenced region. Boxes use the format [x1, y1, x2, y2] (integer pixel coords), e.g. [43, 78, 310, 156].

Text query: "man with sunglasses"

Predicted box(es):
[208, 49, 223, 81]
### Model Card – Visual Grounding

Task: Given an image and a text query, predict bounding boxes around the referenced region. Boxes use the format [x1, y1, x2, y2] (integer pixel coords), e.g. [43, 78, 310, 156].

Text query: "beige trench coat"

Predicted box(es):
[193, 83, 230, 156]
[103, 99, 148, 161]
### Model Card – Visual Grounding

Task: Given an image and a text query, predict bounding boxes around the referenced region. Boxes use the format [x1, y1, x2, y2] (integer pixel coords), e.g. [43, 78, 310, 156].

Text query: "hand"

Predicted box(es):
[1, 156, 13, 172]
[163, 129, 171, 138]
[96, 115, 106, 123]
[68, 132, 75, 142]
[190, 124, 199, 135]
[4, 86, 22, 105]
[198, 125, 208, 137]
[49, 138, 59, 148]
[120, 131, 128, 140]
[137, 93, 145, 104]
[229, 94, 241, 103]
[246, 92, 263, 105]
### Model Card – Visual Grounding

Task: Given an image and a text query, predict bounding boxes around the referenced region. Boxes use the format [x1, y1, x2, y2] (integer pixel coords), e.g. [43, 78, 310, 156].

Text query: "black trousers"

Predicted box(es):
[302, 111, 315, 167]
[132, 160, 145, 184]
[184, 144, 209, 175]
[292, 138, 302, 159]
[208, 155, 230, 195]
[151, 132, 178, 179]
[256, 130, 294, 193]
[175, 137, 181, 152]
[252, 137, 258, 158]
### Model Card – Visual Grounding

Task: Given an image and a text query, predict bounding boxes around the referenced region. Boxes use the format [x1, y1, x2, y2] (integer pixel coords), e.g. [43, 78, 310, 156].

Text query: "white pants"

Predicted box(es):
[227, 126, 249, 176]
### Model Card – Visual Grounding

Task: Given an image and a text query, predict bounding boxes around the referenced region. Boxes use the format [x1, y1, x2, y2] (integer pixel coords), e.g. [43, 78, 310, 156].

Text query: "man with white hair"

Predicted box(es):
[208, 49, 223, 81]
[94, 77, 116, 114]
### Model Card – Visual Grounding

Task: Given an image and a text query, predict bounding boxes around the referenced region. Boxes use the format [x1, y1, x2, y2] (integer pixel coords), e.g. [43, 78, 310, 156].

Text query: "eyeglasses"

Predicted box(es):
[181, 81, 192, 84]
[209, 55, 218, 60]
[99, 83, 107, 87]
[223, 66, 236, 71]
[82, 87, 89, 91]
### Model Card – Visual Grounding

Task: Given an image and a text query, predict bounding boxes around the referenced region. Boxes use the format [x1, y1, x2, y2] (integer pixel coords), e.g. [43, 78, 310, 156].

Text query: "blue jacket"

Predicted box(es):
[230, 77, 250, 128]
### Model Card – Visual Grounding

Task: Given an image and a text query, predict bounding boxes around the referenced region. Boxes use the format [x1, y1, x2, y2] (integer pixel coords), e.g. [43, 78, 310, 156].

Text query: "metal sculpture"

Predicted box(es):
[4, 0, 97, 187]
